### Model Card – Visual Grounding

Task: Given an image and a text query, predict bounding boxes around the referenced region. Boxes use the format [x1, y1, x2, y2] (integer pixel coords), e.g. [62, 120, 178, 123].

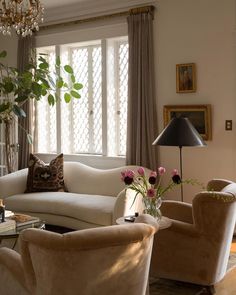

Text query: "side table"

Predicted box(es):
[116, 215, 172, 230]
[116, 215, 171, 295]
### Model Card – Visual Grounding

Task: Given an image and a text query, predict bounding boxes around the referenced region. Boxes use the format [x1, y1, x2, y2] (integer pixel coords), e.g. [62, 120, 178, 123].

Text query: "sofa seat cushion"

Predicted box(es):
[4, 192, 116, 226]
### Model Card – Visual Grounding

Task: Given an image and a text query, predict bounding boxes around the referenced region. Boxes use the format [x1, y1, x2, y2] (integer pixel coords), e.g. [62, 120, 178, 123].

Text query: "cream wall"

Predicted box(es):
[0, 35, 18, 66]
[154, 0, 236, 201]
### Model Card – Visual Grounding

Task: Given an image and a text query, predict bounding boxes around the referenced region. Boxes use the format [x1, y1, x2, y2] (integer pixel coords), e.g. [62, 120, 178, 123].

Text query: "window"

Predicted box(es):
[35, 37, 128, 158]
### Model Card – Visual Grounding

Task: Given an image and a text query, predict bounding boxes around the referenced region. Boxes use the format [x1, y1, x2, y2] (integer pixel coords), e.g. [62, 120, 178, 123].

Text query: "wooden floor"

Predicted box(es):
[214, 238, 236, 295]
[230, 238, 236, 253]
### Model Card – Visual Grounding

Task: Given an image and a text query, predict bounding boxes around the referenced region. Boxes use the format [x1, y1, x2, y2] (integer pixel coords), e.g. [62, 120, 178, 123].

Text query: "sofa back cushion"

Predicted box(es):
[64, 162, 145, 197]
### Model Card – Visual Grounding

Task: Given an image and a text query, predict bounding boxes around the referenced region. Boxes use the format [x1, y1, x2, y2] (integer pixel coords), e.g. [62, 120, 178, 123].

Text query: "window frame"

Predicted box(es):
[35, 36, 128, 167]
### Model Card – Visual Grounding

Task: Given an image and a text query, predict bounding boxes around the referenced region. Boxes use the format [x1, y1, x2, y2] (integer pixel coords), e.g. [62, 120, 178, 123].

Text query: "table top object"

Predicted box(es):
[116, 216, 172, 230]
[0, 219, 45, 239]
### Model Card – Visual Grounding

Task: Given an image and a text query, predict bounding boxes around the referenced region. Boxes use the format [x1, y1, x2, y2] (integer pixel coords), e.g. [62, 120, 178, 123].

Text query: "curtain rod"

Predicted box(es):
[40, 5, 154, 31]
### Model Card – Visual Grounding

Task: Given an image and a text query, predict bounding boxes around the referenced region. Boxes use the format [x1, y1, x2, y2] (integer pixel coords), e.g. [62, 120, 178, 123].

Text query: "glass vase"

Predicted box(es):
[143, 197, 162, 221]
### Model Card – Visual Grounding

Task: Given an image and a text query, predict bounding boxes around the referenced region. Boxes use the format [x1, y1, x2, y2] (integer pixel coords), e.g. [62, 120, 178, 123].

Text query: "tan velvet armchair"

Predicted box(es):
[0, 214, 158, 295]
[150, 179, 236, 292]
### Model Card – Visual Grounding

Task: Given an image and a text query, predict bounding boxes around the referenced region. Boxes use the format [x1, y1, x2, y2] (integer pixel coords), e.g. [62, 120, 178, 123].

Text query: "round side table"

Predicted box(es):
[116, 216, 172, 230]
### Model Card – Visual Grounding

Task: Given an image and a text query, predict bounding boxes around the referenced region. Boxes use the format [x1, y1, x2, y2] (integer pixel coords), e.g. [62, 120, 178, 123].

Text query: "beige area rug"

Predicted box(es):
[149, 252, 236, 295]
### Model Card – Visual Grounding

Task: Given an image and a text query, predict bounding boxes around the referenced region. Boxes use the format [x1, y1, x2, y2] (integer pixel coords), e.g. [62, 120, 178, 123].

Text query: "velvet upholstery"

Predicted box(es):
[150, 179, 236, 286]
[0, 214, 158, 295]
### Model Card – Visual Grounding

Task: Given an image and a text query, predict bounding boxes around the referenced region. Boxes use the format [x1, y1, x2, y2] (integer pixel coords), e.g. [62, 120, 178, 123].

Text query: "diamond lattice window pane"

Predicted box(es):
[69, 44, 102, 154]
[71, 47, 90, 153]
[36, 50, 57, 153]
[118, 42, 128, 156]
[60, 50, 71, 154]
[107, 42, 116, 156]
[107, 39, 128, 157]
[92, 46, 102, 154]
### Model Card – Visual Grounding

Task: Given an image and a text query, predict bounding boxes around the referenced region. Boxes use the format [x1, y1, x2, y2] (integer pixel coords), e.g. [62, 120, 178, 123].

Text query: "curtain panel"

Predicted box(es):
[17, 35, 36, 170]
[126, 8, 158, 170]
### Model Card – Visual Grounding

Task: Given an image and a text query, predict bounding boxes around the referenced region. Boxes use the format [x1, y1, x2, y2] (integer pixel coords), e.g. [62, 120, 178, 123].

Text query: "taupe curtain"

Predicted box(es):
[126, 7, 158, 170]
[17, 35, 35, 169]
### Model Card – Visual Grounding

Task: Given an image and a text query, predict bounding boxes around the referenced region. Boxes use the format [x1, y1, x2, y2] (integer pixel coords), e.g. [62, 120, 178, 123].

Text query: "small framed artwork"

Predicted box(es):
[176, 63, 196, 93]
[163, 104, 212, 140]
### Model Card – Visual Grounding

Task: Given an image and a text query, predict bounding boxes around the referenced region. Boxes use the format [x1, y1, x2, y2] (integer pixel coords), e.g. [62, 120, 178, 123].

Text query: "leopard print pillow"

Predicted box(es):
[25, 153, 66, 193]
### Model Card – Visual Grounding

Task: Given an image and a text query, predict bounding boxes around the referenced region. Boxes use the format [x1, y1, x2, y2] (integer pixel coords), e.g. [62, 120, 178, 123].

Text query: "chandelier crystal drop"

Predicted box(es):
[0, 0, 44, 37]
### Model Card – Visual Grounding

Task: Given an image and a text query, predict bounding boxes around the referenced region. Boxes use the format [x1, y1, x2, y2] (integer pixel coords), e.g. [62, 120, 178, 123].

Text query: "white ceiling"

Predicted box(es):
[41, 0, 156, 24]
[41, 0, 89, 9]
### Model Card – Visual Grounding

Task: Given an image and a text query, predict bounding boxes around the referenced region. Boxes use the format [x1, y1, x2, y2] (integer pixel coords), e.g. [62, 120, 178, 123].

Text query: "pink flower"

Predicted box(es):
[147, 188, 156, 198]
[158, 167, 166, 175]
[172, 169, 178, 176]
[121, 170, 135, 185]
[137, 167, 145, 176]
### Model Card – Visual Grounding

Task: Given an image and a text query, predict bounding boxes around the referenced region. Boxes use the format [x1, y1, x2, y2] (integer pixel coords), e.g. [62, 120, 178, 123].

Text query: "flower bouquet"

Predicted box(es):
[121, 166, 197, 220]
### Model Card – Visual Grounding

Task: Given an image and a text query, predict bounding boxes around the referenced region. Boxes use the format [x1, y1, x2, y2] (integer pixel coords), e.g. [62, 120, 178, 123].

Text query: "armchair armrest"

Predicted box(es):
[0, 169, 28, 198]
[161, 200, 193, 224]
[207, 179, 234, 191]
[167, 219, 199, 237]
[0, 247, 28, 295]
[112, 188, 143, 224]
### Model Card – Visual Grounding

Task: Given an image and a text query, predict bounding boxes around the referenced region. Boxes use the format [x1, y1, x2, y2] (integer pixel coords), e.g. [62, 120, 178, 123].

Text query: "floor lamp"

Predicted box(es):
[152, 117, 206, 202]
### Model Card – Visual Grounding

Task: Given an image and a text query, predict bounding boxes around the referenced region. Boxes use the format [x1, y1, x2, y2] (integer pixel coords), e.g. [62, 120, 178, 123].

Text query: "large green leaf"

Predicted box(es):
[73, 83, 83, 90]
[41, 88, 47, 96]
[0, 103, 10, 113]
[22, 72, 33, 80]
[64, 65, 73, 74]
[39, 62, 49, 70]
[70, 90, 81, 99]
[38, 55, 47, 63]
[3, 81, 14, 93]
[48, 94, 55, 106]
[64, 93, 71, 103]
[71, 75, 75, 83]
[38, 77, 50, 89]
[32, 82, 42, 96]
[56, 78, 64, 89]
[15, 94, 28, 103]
[13, 105, 26, 118]
[0, 51, 7, 58]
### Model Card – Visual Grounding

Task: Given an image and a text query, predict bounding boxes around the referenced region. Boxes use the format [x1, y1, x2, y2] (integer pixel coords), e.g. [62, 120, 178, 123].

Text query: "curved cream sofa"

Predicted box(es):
[0, 162, 145, 230]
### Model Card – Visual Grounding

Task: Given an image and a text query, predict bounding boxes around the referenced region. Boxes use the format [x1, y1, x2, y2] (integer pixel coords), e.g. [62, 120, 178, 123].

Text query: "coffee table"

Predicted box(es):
[0, 220, 45, 249]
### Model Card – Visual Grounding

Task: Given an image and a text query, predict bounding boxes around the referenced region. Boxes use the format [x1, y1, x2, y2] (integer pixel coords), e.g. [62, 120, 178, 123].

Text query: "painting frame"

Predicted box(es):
[163, 104, 212, 140]
[176, 63, 196, 93]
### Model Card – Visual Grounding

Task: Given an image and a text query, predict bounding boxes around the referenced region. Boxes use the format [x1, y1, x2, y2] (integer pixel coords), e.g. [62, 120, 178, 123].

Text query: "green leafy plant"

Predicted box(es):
[0, 50, 83, 173]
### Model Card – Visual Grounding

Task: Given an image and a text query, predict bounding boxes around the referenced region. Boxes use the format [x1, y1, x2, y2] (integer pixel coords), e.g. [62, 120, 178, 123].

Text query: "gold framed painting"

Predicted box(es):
[163, 104, 212, 140]
[176, 63, 196, 93]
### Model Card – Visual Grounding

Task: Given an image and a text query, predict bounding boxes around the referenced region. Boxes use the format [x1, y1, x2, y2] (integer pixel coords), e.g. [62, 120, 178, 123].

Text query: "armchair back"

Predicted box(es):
[19, 215, 158, 295]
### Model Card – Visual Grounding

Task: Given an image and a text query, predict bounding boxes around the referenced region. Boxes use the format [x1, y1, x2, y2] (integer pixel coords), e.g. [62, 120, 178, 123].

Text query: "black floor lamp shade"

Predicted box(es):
[152, 117, 206, 147]
[152, 117, 206, 202]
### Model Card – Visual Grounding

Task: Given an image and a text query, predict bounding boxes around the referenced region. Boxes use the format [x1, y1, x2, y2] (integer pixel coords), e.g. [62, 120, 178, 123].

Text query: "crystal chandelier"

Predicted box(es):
[0, 0, 44, 37]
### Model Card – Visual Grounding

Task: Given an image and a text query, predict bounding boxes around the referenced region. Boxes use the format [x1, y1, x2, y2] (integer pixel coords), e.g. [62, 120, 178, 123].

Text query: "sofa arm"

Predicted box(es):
[0, 247, 29, 295]
[161, 200, 193, 224]
[112, 189, 144, 224]
[0, 169, 28, 198]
